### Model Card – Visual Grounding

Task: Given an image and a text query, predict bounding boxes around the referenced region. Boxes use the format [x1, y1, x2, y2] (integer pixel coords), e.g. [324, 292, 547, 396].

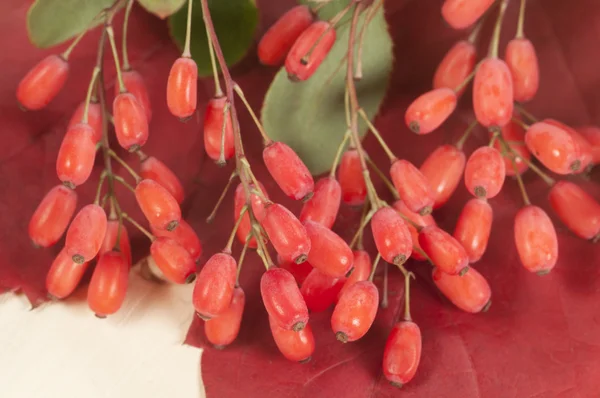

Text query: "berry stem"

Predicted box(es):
[403, 272, 416, 322]
[122, 212, 154, 241]
[455, 119, 479, 150]
[356, 198, 371, 250]
[329, 130, 351, 178]
[94, 170, 109, 205]
[488, 0, 509, 59]
[349, 206, 375, 249]
[413, 245, 433, 265]
[499, 137, 556, 185]
[206, 170, 238, 223]
[217, 101, 232, 166]
[113, 175, 136, 194]
[182, 0, 193, 58]
[453, 63, 479, 94]
[500, 139, 531, 205]
[381, 262, 388, 308]
[121, 0, 134, 70]
[467, 14, 486, 44]
[367, 252, 381, 282]
[82, 67, 101, 123]
[204, 12, 223, 97]
[112, 209, 125, 253]
[109, 149, 142, 183]
[395, 209, 423, 232]
[358, 108, 396, 161]
[366, 157, 399, 200]
[236, 235, 251, 286]
[354, 0, 383, 79]
[233, 84, 271, 144]
[224, 206, 248, 253]
[511, 117, 531, 130]
[61, 29, 88, 61]
[516, 0, 527, 39]
[514, 103, 538, 123]
[488, 132, 499, 147]
[105, 24, 126, 93]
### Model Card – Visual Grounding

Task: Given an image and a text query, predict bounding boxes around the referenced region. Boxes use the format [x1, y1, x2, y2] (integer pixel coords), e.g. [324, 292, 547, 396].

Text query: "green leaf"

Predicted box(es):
[261, 5, 393, 175]
[168, 0, 258, 77]
[26, 0, 115, 48]
[137, 0, 186, 19]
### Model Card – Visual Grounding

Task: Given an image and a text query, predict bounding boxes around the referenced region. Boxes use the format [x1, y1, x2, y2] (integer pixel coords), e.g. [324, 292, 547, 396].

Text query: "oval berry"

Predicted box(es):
[514, 205, 558, 274]
[494, 119, 531, 176]
[464, 146, 506, 198]
[204, 287, 245, 348]
[285, 21, 336, 81]
[442, 0, 495, 29]
[505, 38, 540, 102]
[433, 40, 477, 96]
[453, 198, 493, 263]
[46, 248, 89, 299]
[263, 141, 314, 201]
[338, 149, 367, 206]
[338, 250, 372, 299]
[151, 219, 202, 262]
[371, 207, 412, 265]
[100, 220, 132, 266]
[577, 126, 600, 164]
[204, 96, 234, 162]
[261, 267, 309, 331]
[234, 182, 269, 248]
[544, 119, 592, 172]
[299, 177, 341, 229]
[87, 251, 129, 317]
[135, 179, 181, 231]
[68, 101, 103, 143]
[405, 88, 457, 134]
[549, 181, 600, 240]
[382, 321, 422, 387]
[193, 252, 237, 319]
[393, 200, 436, 261]
[419, 225, 468, 275]
[56, 123, 97, 188]
[262, 203, 311, 264]
[300, 268, 343, 313]
[420, 145, 466, 209]
[151, 237, 197, 284]
[29, 185, 77, 248]
[65, 204, 107, 264]
[331, 280, 379, 343]
[278, 258, 313, 286]
[258, 5, 314, 66]
[304, 221, 354, 278]
[113, 92, 149, 151]
[432, 267, 491, 313]
[390, 159, 435, 215]
[118, 69, 152, 122]
[166, 57, 197, 119]
[473, 58, 514, 129]
[17, 54, 69, 110]
[524, 121, 580, 174]
[140, 156, 185, 204]
[269, 317, 315, 363]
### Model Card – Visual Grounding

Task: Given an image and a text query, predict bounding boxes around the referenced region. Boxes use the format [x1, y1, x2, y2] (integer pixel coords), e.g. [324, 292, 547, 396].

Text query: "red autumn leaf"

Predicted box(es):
[1, 1, 600, 398]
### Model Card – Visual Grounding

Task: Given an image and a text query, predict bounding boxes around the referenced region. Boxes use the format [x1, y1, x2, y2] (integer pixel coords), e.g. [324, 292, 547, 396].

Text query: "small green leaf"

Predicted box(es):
[168, 0, 258, 77]
[261, 6, 393, 175]
[27, 0, 115, 48]
[137, 0, 186, 19]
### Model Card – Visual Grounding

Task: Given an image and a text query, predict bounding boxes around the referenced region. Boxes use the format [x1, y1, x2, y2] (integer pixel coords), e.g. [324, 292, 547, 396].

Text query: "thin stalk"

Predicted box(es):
[354, 0, 382, 79]
[403, 272, 416, 321]
[182, 0, 193, 58]
[113, 175, 136, 193]
[109, 150, 142, 182]
[380, 262, 388, 308]
[233, 84, 271, 144]
[500, 138, 555, 185]
[488, 0, 509, 58]
[329, 131, 351, 178]
[205, 12, 223, 96]
[511, 117, 530, 130]
[94, 171, 109, 204]
[83, 67, 101, 123]
[455, 119, 479, 150]
[514, 103, 538, 123]
[105, 25, 126, 93]
[516, 0, 526, 39]
[367, 253, 381, 282]
[366, 157, 398, 200]
[236, 236, 251, 286]
[121, 0, 135, 70]
[217, 101, 231, 166]
[467, 14, 486, 44]
[122, 213, 154, 240]
[501, 140, 531, 205]
[453, 64, 479, 94]
[349, 207, 375, 249]
[224, 206, 248, 253]
[358, 108, 395, 161]
[206, 170, 238, 223]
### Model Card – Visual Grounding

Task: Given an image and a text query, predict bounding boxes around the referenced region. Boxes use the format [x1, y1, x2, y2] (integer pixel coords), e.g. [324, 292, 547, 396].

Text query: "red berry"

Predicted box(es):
[263, 141, 314, 201]
[371, 207, 413, 265]
[544, 119, 592, 172]
[100, 220, 132, 266]
[432, 267, 491, 313]
[433, 40, 477, 96]
[549, 181, 600, 240]
[514, 205, 558, 274]
[166, 57, 197, 119]
[304, 221, 354, 278]
[46, 248, 89, 299]
[150, 237, 197, 284]
[453, 198, 493, 263]
[331, 280, 379, 343]
[338, 149, 367, 206]
[285, 21, 336, 81]
[118, 69, 152, 122]
[204, 96, 234, 162]
[299, 177, 341, 229]
[278, 257, 313, 286]
[390, 159, 435, 215]
[258, 5, 314, 66]
[577, 126, 600, 164]
[29, 185, 77, 247]
[505, 38, 540, 102]
[56, 123, 97, 188]
[151, 219, 202, 262]
[473, 58, 514, 129]
[140, 156, 184, 204]
[300, 268, 343, 312]
[442, 0, 495, 29]
[338, 250, 372, 299]
[392, 200, 436, 261]
[193, 252, 237, 319]
[87, 251, 129, 317]
[382, 321, 422, 387]
[65, 204, 107, 264]
[262, 203, 311, 263]
[261, 267, 309, 331]
[17, 54, 69, 110]
[524, 121, 580, 174]
[204, 287, 245, 348]
[420, 145, 466, 209]
[405, 88, 457, 134]
[493, 119, 531, 176]
[234, 182, 269, 248]
[113, 92, 149, 151]
[135, 179, 181, 231]
[68, 101, 103, 143]
[269, 317, 315, 362]
[419, 225, 469, 275]
[464, 146, 506, 199]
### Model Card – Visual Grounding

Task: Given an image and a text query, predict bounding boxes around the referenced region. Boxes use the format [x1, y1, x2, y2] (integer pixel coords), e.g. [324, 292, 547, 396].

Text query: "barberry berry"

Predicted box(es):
[166, 57, 198, 120]
[193, 252, 237, 319]
[29, 185, 77, 248]
[261, 267, 309, 331]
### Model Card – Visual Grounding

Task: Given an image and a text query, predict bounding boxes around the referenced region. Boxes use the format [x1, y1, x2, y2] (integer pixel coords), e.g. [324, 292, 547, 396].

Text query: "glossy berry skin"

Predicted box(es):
[269, 317, 315, 363]
[390, 159, 435, 215]
[234, 182, 268, 248]
[166, 57, 197, 119]
[433, 40, 477, 96]
[65, 204, 107, 264]
[278, 258, 313, 286]
[514, 205, 558, 274]
[87, 251, 129, 317]
[304, 221, 354, 278]
[405, 88, 457, 134]
[453, 199, 493, 263]
[46, 248, 89, 299]
[338, 149, 367, 206]
[299, 177, 341, 229]
[68, 101, 103, 143]
[204, 96, 234, 162]
[113, 92, 149, 151]
[338, 250, 372, 299]
[151, 237, 197, 284]
[392, 200, 436, 261]
[419, 225, 468, 275]
[261, 267, 309, 331]
[524, 122, 580, 175]
[473, 58, 514, 130]
[140, 156, 184, 204]
[577, 126, 600, 163]
[442, 0, 495, 29]
[118, 69, 152, 122]
[420, 145, 466, 209]
[100, 220, 132, 266]
[29, 185, 77, 248]
[433, 267, 491, 313]
[285, 21, 336, 81]
[193, 252, 237, 319]
[204, 287, 245, 348]
[331, 281, 379, 343]
[56, 123, 97, 188]
[464, 146, 506, 199]
[544, 119, 592, 172]
[258, 5, 314, 66]
[151, 219, 202, 262]
[371, 207, 412, 265]
[300, 268, 343, 313]
[494, 120, 531, 176]
[382, 321, 422, 387]
[263, 142, 314, 201]
[262, 203, 311, 264]
[17, 54, 69, 110]
[505, 38, 540, 102]
[135, 179, 181, 231]
[549, 181, 600, 240]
